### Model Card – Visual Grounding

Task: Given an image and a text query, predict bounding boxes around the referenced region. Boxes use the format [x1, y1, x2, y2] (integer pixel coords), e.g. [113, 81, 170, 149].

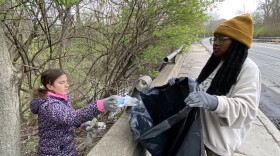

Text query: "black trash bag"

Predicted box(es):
[128, 77, 205, 156]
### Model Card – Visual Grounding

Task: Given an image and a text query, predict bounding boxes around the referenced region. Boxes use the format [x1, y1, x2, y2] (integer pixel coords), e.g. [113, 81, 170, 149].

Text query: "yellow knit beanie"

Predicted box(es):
[214, 13, 254, 48]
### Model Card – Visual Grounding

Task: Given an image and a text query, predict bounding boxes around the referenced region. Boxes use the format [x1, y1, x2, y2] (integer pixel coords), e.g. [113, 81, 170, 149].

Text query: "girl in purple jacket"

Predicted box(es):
[30, 69, 119, 155]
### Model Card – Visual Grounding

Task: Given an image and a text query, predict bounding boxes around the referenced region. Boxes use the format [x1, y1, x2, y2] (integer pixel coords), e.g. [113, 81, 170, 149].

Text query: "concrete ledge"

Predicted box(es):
[87, 112, 143, 156]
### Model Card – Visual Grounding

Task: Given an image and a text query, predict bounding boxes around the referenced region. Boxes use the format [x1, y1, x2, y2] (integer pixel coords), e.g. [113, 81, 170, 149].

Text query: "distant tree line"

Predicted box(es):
[253, 0, 280, 37]
[205, 0, 280, 38]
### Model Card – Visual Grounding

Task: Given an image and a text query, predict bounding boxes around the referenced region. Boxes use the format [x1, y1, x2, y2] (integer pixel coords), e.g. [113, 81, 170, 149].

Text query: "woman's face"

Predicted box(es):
[47, 74, 69, 95]
[213, 34, 232, 59]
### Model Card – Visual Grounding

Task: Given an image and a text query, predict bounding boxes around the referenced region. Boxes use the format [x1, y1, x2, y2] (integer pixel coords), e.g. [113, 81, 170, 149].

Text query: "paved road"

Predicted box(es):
[249, 43, 280, 92]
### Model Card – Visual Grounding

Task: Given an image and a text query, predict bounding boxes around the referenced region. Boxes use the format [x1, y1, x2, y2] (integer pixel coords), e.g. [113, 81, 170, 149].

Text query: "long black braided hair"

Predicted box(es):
[197, 40, 248, 95]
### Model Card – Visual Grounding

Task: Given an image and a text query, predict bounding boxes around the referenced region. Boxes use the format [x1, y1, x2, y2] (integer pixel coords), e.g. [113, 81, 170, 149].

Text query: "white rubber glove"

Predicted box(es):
[103, 95, 120, 112]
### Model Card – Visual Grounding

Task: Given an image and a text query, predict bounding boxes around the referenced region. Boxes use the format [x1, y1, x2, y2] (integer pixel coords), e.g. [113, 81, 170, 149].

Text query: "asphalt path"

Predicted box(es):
[201, 38, 280, 130]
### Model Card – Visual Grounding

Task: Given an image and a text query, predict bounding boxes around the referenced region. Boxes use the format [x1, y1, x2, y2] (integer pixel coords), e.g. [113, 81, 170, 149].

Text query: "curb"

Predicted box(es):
[257, 110, 280, 146]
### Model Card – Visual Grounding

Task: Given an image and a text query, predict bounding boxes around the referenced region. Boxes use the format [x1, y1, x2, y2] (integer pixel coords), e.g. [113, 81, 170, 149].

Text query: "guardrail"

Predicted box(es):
[207, 37, 280, 44]
[159, 45, 184, 71]
[162, 45, 184, 63]
[253, 37, 280, 43]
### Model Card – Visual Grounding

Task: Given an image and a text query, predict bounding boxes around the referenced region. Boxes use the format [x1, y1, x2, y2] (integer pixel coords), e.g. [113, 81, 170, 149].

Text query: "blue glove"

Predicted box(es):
[184, 91, 218, 111]
[103, 95, 121, 112]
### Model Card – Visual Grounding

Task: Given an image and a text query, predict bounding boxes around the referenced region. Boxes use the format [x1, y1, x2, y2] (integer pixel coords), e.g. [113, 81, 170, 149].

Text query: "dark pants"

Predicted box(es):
[205, 146, 221, 156]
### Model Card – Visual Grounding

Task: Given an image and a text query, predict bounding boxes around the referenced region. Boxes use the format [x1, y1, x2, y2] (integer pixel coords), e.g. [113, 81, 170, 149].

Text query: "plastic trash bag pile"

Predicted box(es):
[128, 77, 205, 156]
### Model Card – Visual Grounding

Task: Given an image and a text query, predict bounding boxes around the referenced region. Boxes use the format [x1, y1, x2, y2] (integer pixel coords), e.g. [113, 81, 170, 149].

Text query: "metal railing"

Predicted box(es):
[253, 37, 280, 43]
[208, 36, 280, 44]
[162, 45, 184, 64]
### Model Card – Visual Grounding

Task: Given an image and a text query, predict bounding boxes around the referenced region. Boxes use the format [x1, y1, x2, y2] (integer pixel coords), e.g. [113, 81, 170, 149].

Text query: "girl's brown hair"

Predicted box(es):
[32, 69, 66, 98]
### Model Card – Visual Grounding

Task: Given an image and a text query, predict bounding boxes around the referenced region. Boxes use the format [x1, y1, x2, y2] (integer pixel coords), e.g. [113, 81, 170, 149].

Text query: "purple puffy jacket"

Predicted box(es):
[30, 95, 101, 156]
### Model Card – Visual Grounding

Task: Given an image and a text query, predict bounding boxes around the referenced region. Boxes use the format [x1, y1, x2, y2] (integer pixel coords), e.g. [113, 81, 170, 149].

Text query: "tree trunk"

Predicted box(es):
[0, 24, 20, 155]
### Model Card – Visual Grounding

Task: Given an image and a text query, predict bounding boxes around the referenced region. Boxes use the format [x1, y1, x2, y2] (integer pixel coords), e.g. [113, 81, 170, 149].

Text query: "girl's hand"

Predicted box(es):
[103, 95, 121, 112]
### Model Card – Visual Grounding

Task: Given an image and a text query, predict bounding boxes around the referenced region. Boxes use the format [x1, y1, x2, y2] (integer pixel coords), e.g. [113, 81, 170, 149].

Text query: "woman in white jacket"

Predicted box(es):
[185, 14, 261, 155]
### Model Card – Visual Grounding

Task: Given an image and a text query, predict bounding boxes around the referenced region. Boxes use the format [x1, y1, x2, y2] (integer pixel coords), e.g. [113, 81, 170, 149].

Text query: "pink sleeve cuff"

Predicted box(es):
[97, 100, 105, 112]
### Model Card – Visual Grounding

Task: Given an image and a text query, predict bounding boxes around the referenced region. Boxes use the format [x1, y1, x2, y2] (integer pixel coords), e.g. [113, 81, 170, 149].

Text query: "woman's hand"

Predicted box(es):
[184, 91, 218, 111]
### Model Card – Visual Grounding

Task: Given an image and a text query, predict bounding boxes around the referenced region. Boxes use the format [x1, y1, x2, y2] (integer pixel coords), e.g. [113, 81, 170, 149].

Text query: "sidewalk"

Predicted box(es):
[176, 44, 280, 156]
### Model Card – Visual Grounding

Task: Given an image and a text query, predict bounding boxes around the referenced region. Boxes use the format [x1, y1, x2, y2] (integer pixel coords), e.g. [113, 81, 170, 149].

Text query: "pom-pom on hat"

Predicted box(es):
[214, 13, 254, 48]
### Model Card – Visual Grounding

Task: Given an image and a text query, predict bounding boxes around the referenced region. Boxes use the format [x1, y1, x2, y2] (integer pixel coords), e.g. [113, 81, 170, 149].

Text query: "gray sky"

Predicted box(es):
[215, 0, 258, 19]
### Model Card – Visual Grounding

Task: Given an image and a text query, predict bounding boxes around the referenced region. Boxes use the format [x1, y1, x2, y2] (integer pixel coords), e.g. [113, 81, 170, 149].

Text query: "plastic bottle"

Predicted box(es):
[117, 95, 140, 107]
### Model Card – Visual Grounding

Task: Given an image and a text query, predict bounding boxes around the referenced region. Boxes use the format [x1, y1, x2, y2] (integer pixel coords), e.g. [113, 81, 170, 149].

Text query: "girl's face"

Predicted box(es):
[46, 74, 69, 95]
[213, 34, 232, 59]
